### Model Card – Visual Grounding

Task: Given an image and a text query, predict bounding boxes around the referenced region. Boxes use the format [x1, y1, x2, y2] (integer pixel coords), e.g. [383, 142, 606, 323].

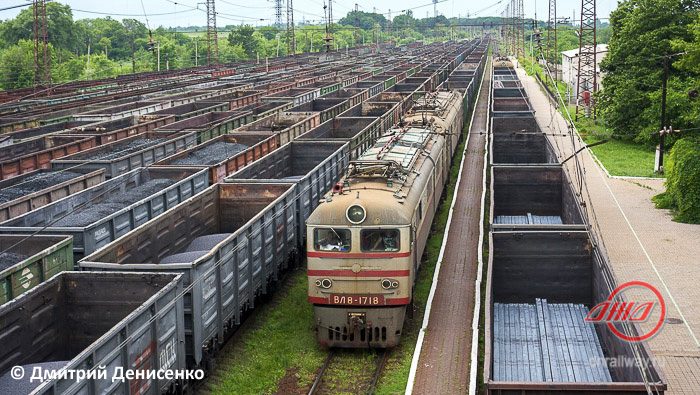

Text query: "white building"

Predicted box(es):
[561, 44, 608, 100]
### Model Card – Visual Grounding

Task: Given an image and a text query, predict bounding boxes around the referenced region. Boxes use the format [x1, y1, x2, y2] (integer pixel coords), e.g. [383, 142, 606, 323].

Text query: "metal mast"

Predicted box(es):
[433, 0, 438, 18]
[206, 0, 219, 65]
[323, 2, 333, 52]
[275, 0, 283, 27]
[546, 0, 557, 66]
[516, 0, 524, 58]
[33, 0, 50, 86]
[287, 0, 296, 55]
[575, 0, 597, 119]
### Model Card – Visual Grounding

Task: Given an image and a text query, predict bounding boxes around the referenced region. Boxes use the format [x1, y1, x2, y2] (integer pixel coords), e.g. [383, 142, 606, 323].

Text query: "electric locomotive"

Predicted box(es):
[306, 90, 464, 347]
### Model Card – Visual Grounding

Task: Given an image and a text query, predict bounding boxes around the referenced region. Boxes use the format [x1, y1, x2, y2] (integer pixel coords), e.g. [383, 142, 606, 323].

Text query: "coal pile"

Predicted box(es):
[0, 252, 28, 271]
[0, 172, 82, 203]
[73, 138, 167, 161]
[52, 179, 175, 227]
[170, 142, 248, 166]
[185, 233, 232, 251]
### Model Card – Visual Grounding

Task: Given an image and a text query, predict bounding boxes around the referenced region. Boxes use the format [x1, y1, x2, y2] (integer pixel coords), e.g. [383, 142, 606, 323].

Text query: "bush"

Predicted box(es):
[653, 137, 700, 223]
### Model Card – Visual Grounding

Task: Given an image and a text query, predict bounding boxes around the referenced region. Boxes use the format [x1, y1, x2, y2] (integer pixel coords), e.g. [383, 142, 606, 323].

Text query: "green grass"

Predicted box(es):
[207, 271, 325, 395]
[519, 58, 661, 178]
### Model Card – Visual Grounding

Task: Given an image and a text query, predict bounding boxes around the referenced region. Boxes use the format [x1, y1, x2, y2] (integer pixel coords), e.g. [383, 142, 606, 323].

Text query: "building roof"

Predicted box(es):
[561, 44, 608, 58]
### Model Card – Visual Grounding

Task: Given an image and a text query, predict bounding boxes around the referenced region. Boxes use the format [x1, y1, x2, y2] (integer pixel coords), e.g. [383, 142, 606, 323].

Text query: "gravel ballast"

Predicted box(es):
[0, 252, 29, 271]
[52, 179, 175, 227]
[0, 172, 82, 203]
[71, 138, 168, 161]
[170, 142, 248, 166]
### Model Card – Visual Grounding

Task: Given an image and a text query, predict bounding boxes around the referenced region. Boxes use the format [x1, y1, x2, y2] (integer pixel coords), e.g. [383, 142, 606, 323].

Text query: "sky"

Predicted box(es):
[0, 0, 619, 28]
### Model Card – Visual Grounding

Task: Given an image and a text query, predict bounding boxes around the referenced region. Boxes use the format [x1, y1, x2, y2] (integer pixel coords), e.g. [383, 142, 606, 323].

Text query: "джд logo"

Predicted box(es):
[585, 280, 666, 342]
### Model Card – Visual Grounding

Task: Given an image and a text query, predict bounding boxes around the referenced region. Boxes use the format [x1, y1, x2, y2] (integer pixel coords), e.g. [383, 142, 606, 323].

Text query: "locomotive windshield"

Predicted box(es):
[314, 228, 351, 252]
[361, 229, 400, 252]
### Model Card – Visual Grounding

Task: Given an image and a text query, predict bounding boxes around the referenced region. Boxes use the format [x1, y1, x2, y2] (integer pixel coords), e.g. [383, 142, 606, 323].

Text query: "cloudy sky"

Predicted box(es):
[0, 0, 619, 28]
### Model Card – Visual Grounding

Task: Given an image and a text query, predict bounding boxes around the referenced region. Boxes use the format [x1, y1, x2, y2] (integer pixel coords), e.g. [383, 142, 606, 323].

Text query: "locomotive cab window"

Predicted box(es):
[314, 228, 351, 252]
[361, 229, 400, 252]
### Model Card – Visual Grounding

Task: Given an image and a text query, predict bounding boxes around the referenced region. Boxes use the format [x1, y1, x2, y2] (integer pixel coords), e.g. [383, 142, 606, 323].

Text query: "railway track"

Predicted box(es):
[308, 350, 389, 395]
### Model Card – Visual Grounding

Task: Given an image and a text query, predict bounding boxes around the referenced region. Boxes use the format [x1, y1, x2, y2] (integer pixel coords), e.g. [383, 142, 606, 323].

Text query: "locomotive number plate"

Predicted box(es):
[329, 294, 385, 306]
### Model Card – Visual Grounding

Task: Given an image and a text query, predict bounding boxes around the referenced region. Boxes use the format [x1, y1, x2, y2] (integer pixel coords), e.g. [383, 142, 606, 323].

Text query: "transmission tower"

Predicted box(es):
[433, 0, 438, 18]
[33, 0, 50, 86]
[516, 0, 524, 57]
[275, 0, 283, 28]
[206, 0, 219, 65]
[575, 0, 597, 119]
[355, 3, 361, 46]
[546, 0, 557, 66]
[287, 0, 296, 55]
[323, 2, 333, 52]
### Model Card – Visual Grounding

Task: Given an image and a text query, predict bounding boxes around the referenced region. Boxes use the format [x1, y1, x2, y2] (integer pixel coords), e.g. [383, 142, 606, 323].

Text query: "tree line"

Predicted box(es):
[0, 4, 495, 90]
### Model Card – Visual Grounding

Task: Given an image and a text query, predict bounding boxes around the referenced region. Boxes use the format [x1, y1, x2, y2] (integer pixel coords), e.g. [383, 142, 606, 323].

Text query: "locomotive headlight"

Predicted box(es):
[317, 278, 333, 289]
[346, 205, 366, 224]
[381, 278, 399, 290]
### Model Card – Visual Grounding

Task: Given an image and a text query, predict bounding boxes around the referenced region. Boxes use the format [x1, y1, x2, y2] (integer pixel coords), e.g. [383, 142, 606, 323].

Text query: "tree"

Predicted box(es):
[228, 25, 259, 58]
[0, 40, 36, 90]
[1, 3, 76, 52]
[599, 0, 699, 143]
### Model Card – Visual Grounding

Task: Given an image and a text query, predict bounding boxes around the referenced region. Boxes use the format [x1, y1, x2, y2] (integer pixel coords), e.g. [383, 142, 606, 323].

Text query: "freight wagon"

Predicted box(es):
[153, 132, 279, 183]
[235, 112, 321, 145]
[142, 102, 230, 121]
[484, 64, 667, 394]
[0, 272, 185, 395]
[50, 131, 198, 178]
[490, 117, 558, 165]
[59, 115, 177, 145]
[74, 101, 173, 122]
[0, 136, 98, 180]
[297, 117, 383, 160]
[0, 234, 73, 304]
[0, 167, 208, 257]
[0, 168, 105, 222]
[155, 111, 254, 143]
[79, 182, 298, 366]
[225, 140, 349, 242]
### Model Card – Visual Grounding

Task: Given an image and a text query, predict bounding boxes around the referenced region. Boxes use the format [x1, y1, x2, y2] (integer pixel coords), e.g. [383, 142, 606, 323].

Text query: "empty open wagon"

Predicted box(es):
[491, 117, 558, 164]
[0, 234, 73, 304]
[225, 140, 349, 240]
[491, 165, 585, 228]
[0, 272, 185, 394]
[284, 97, 352, 123]
[235, 112, 321, 145]
[298, 117, 382, 160]
[0, 168, 105, 221]
[153, 132, 279, 183]
[79, 182, 298, 367]
[50, 131, 198, 178]
[492, 97, 533, 116]
[0, 167, 208, 257]
[74, 101, 172, 122]
[484, 231, 666, 394]
[155, 111, 254, 143]
[143, 102, 229, 121]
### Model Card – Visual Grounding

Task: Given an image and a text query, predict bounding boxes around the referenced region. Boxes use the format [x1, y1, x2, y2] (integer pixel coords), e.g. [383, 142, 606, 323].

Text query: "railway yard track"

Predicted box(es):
[308, 350, 389, 395]
[0, 38, 490, 395]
